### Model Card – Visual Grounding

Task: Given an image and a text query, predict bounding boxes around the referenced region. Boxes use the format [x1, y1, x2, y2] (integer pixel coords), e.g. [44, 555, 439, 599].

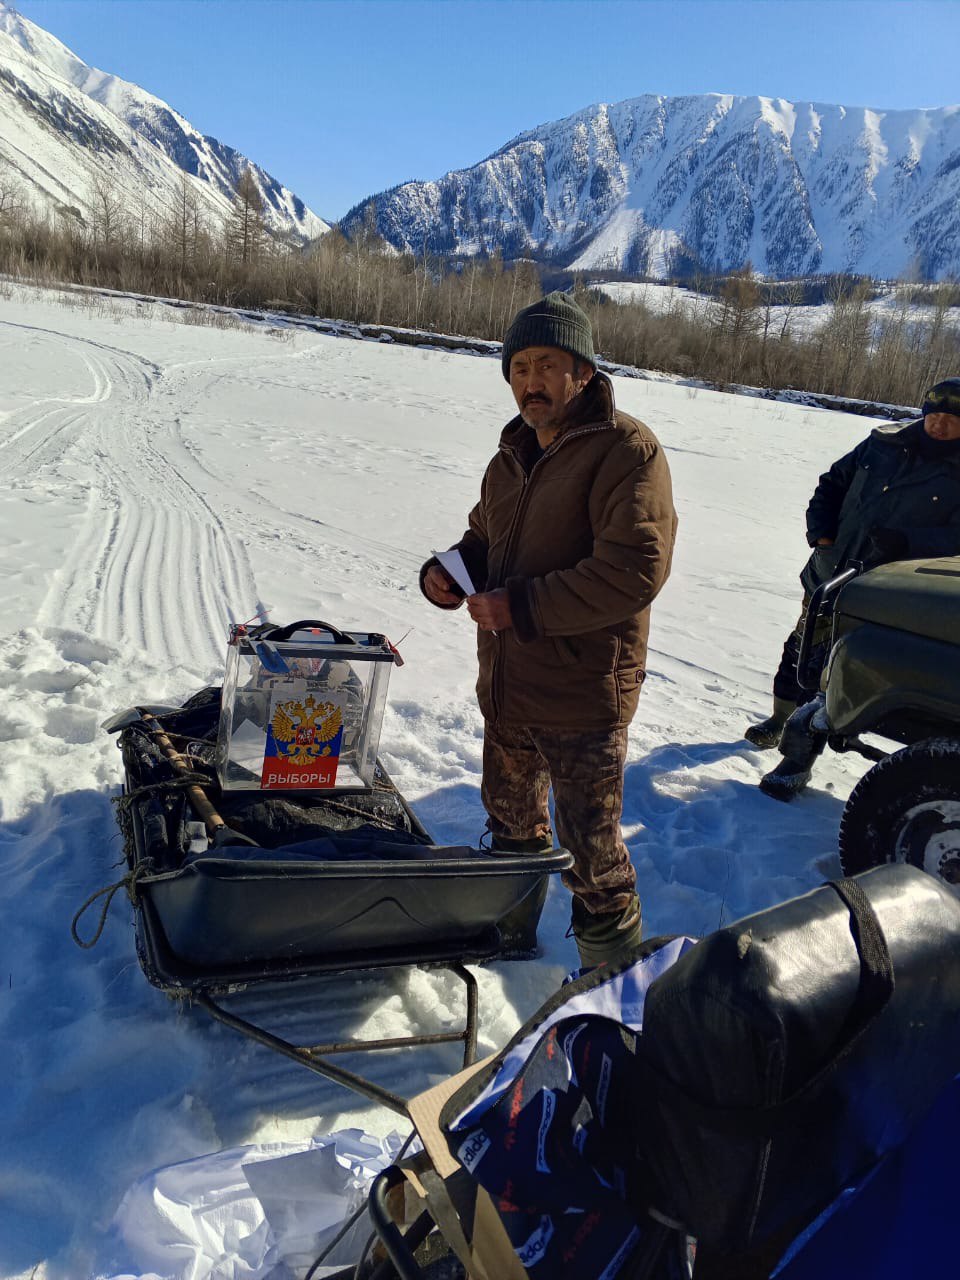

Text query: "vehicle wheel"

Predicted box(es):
[838, 738, 960, 896]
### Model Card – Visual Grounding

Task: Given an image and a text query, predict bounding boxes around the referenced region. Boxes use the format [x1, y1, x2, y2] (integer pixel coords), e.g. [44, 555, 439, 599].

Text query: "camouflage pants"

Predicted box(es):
[481, 720, 637, 916]
[772, 595, 834, 704]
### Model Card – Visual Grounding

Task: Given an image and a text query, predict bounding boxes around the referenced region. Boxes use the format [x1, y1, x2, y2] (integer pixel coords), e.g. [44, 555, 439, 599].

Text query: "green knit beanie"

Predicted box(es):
[501, 292, 597, 380]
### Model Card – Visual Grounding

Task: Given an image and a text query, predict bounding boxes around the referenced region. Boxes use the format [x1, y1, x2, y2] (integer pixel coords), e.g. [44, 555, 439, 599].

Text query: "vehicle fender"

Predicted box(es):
[825, 624, 960, 739]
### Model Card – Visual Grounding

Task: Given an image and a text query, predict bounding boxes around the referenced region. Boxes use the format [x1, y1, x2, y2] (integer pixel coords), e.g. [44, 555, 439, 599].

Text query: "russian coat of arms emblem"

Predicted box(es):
[261, 689, 345, 789]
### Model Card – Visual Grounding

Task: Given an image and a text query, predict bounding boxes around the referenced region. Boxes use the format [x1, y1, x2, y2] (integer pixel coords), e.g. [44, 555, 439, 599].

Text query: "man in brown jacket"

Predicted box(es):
[421, 293, 676, 968]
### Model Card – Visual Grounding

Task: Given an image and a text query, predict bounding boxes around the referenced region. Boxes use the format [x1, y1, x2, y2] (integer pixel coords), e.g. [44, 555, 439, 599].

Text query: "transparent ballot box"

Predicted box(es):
[217, 620, 397, 792]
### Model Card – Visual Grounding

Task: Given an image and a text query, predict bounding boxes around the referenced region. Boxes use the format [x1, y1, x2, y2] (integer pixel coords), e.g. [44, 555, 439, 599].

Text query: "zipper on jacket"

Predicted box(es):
[490, 460, 527, 724]
[490, 421, 614, 724]
[498, 422, 612, 581]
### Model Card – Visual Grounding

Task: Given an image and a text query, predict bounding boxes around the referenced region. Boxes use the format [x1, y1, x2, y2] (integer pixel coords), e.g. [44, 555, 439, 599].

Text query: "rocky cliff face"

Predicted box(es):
[344, 93, 960, 280]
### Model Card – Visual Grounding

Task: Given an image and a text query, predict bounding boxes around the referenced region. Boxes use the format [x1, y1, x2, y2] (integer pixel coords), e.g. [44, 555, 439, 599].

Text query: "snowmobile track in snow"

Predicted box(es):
[0, 320, 258, 666]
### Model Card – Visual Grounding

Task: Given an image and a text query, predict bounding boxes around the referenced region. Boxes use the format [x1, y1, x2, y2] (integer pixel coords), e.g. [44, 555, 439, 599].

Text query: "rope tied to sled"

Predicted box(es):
[70, 862, 154, 950]
[112, 772, 211, 809]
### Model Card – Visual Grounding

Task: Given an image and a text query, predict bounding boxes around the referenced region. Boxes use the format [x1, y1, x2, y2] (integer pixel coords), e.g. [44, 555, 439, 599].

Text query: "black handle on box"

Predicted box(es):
[262, 619, 355, 645]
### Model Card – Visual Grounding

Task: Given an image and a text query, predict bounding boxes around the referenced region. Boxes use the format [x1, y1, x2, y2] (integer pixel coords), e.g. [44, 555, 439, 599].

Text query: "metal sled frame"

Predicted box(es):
[368, 1166, 438, 1278]
[193, 968, 479, 1116]
[127, 801, 512, 1114]
[120, 744, 573, 1114]
[111, 684, 572, 1116]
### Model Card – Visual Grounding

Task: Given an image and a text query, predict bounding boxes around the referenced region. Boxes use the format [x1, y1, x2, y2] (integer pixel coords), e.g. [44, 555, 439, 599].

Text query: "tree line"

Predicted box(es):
[1, 164, 958, 409]
[576, 269, 960, 409]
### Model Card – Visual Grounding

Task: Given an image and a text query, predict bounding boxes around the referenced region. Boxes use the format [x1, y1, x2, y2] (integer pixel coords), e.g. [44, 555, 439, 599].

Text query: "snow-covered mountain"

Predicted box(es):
[343, 93, 960, 281]
[0, 2, 327, 242]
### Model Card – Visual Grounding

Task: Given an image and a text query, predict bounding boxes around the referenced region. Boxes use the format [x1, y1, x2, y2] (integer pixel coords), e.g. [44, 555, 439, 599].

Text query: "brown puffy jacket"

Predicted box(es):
[423, 372, 677, 730]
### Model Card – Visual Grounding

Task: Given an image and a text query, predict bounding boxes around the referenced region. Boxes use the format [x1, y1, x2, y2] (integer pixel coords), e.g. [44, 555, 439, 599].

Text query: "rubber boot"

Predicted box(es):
[744, 696, 796, 749]
[571, 893, 643, 970]
[759, 697, 828, 802]
[489, 831, 554, 957]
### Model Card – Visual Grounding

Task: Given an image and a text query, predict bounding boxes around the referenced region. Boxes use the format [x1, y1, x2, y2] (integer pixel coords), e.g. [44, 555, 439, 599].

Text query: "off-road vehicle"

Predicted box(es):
[799, 556, 960, 894]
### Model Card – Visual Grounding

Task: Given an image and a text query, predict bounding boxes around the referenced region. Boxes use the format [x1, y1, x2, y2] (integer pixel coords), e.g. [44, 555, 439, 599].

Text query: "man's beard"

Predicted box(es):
[521, 392, 572, 429]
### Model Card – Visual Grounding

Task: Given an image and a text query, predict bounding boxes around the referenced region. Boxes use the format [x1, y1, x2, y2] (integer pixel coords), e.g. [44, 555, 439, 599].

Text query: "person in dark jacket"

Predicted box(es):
[420, 293, 677, 966]
[747, 376, 960, 799]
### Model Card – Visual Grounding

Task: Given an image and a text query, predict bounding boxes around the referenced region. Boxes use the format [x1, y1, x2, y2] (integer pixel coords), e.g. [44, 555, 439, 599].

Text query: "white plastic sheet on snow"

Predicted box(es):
[100, 1129, 404, 1280]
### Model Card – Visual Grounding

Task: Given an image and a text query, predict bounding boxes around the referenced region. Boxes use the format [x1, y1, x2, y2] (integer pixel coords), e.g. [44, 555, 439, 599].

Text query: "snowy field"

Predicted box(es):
[596, 278, 960, 343]
[0, 284, 882, 1279]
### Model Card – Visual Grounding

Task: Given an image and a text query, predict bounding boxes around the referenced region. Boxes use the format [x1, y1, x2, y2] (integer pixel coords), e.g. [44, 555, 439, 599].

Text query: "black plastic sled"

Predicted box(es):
[99, 686, 572, 1111]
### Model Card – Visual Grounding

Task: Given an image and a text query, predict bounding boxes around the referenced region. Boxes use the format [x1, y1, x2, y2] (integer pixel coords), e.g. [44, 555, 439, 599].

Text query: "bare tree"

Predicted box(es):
[712, 264, 762, 383]
[88, 175, 129, 262]
[0, 167, 26, 231]
[225, 166, 266, 267]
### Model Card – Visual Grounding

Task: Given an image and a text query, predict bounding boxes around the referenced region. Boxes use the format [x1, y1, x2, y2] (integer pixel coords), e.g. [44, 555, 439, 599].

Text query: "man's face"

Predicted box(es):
[924, 412, 960, 442]
[509, 347, 593, 431]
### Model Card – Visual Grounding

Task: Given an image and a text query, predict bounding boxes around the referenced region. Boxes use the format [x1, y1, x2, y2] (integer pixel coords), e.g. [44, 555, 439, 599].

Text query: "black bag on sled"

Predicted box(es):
[434, 864, 960, 1280]
[638, 863, 960, 1263]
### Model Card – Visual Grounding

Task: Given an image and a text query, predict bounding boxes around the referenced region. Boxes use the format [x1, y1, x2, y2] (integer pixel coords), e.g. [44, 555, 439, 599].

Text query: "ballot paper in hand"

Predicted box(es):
[433, 548, 477, 596]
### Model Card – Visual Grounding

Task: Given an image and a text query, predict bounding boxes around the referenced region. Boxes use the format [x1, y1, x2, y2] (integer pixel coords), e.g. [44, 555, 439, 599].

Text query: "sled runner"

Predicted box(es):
[90, 637, 572, 1112]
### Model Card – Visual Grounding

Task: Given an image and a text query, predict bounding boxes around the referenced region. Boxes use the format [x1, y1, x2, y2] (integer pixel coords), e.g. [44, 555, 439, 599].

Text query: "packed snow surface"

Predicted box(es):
[0, 285, 880, 1279]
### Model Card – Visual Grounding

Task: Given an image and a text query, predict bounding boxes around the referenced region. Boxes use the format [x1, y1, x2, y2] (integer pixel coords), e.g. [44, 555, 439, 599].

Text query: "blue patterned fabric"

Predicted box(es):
[444, 939, 693, 1277]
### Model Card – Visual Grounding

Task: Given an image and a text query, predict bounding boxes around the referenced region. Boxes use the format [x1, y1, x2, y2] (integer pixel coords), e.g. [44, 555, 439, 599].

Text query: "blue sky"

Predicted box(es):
[15, 0, 960, 222]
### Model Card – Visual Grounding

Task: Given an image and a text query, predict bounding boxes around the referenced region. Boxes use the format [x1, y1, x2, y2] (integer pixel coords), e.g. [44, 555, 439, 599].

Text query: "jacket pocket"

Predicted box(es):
[616, 664, 646, 697]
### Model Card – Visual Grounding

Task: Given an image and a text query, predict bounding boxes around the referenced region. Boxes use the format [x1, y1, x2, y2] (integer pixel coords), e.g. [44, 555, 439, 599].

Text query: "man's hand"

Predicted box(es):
[423, 564, 462, 606]
[467, 588, 512, 632]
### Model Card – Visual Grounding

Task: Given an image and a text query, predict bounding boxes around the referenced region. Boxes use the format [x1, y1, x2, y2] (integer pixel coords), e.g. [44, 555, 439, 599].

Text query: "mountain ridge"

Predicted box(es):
[342, 92, 960, 280]
[0, 1, 327, 243]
